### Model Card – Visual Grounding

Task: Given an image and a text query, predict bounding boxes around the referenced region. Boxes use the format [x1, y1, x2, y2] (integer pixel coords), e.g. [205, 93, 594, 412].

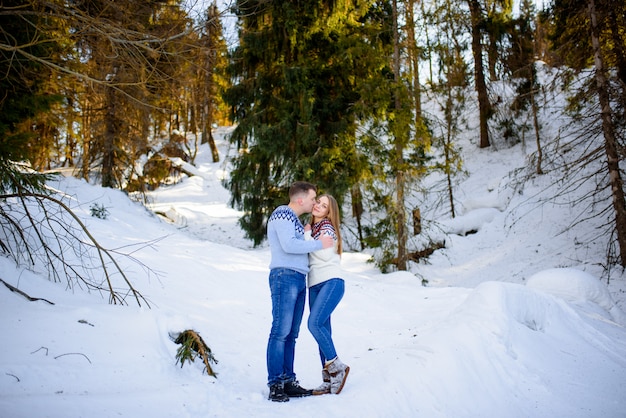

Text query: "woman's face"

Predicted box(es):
[312, 196, 330, 219]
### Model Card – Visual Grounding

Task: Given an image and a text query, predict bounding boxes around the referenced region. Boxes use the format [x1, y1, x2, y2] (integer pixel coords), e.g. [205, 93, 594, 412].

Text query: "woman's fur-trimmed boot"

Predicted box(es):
[326, 357, 350, 394]
[312, 368, 331, 395]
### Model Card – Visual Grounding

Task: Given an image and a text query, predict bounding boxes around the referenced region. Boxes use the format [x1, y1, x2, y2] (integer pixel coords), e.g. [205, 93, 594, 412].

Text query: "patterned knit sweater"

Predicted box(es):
[267, 205, 322, 275]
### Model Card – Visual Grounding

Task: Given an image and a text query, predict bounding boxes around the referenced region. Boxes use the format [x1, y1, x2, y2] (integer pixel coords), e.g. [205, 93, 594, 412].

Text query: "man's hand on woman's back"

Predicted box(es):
[320, 234, 334, 249]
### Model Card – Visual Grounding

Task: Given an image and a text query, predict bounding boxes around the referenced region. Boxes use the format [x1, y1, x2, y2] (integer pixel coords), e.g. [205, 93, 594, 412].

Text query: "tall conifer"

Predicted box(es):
[547, 0, 626, 266]
[0, 0, 64, 192]
[225, 0, 392, 245]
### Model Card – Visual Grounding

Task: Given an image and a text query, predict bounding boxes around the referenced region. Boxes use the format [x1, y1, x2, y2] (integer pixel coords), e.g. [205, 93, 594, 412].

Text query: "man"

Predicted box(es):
[266, 181, 334, 402]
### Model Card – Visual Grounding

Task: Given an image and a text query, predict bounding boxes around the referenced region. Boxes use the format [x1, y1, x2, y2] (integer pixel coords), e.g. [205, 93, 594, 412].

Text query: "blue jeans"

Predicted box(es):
[308, 278, 345, 366]
[266, 268, 307, 386]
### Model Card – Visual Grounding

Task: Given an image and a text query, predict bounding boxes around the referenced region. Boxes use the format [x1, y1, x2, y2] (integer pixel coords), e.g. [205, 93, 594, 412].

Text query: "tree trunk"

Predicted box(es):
[420, 0, 434, 82]
[468, 0, 491, 148]
[530, 64, 543, 175]
[351, 185, 365, 251]
[202, 125, 220, 163]
[445, 86, 457, 218]
[102, 83, 117, 188]
[201, 69, 219, 162]
[588, 0, 626, 266]
[606, 7, 626, 119]
[405, 0, 421, 119]
[392, 0, 407, 271]
[81, 97, 91, 181]
[487, 30, 498, 81]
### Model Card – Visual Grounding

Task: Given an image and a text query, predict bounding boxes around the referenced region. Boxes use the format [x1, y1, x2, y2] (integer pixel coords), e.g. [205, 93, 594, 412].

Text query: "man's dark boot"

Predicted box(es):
[268, 383, 289, 402]
[284, 380, 313, 397]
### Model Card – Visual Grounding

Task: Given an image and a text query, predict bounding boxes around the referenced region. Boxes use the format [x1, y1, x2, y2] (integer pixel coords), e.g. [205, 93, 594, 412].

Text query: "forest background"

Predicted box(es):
[0, 0, 625, 278]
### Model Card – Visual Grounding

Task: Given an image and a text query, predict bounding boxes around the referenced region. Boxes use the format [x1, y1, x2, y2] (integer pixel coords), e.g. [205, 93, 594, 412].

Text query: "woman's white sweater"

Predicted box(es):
[305, 227, 343, 288]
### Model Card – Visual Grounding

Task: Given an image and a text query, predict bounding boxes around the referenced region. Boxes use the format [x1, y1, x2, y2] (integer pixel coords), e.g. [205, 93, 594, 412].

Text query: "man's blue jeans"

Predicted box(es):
[308, 278, 345, 366]
[266, 268, 307, 386]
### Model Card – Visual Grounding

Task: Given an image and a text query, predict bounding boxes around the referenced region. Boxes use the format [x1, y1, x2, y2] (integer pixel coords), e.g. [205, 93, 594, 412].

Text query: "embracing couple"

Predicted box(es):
[265, 181, 350, 402]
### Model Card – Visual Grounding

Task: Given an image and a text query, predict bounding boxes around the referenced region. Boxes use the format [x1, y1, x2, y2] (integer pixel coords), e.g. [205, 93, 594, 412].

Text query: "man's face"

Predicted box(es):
[302, 189, 317, 214]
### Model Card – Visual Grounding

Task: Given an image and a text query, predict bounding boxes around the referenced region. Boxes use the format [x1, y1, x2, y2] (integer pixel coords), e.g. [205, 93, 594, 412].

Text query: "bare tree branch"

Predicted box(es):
[0, 187, 157, 307]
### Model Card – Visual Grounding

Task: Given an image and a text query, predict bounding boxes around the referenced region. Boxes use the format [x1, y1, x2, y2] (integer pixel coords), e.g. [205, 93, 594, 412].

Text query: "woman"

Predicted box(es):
[305, 194, 350, 395]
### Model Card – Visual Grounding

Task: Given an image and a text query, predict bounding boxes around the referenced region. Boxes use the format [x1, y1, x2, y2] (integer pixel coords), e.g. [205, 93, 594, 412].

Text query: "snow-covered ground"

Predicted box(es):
[1, 125, 625, 417]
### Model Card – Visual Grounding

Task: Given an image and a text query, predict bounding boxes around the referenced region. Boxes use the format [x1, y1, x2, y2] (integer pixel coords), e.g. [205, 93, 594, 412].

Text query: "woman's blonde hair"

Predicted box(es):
[313, 194, 342, 255]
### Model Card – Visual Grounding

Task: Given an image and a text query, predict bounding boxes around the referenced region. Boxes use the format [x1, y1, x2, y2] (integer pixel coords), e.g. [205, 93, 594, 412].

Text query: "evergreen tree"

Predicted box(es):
[198, 2, 229, 162]
[484, 0, 513, 81]
[366, 0, 432, 270]
[0, 0, 64, 192]
[429, 0, 470, 218]
[68, 0, 194, 188]
[506, 0, 544, 173]
[467, 0, 493, 148]
[546, 0, 626, 266]
[224, 0, 392, 245]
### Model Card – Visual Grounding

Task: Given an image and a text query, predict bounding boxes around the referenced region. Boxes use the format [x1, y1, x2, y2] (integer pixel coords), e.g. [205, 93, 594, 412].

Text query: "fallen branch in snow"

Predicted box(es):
[5, 373, 20, 382]
[170, 329, 218, 377]
[406, 240, 446, 262]
[169, 158, 197, 177]
[0, 278, 54, 305]
[54, 352, 92, 364]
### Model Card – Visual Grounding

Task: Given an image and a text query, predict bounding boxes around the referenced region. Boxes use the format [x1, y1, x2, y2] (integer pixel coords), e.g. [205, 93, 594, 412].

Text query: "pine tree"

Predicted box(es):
[0, 0, 64, 192]
[484, 0, 513, 81]
[547, 0, 626, 266]
[506, 0, 544, 173]
[429, 0, 470, 218]
[467, 0, 492, 148]
[198, 2, 229, 162]
[224, 0, 392, 245]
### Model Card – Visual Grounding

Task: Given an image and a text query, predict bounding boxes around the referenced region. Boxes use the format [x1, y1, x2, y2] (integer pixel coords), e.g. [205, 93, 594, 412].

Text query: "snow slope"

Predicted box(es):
[1, 126, 625, 417]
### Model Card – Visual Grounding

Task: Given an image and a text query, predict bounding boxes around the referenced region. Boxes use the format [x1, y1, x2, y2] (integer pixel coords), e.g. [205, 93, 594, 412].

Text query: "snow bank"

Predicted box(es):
[526, 268, 626, 326]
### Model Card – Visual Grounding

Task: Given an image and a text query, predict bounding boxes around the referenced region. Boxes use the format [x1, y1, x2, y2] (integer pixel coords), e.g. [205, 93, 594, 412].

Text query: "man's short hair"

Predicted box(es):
[289, 181, 317, 199]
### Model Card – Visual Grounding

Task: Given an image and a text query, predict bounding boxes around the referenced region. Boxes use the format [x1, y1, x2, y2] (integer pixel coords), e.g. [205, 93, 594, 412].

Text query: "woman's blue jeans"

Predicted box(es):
[308, 278, 345, 366]
[266, 268, 307, 386]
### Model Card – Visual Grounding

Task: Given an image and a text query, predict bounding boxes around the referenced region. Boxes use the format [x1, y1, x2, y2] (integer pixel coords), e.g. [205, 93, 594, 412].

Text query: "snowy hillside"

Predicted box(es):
[1, 124, 625, 417]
